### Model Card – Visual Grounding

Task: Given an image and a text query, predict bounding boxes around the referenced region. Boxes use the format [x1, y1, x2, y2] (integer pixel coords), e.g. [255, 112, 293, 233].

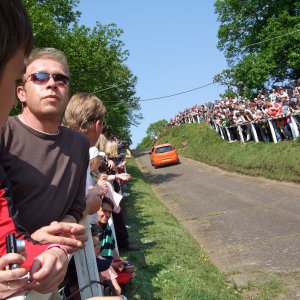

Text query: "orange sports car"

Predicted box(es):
[149, 143, 180, 168]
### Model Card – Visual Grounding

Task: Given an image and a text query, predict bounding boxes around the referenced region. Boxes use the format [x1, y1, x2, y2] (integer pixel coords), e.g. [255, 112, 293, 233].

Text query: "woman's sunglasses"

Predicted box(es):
[25, 72, 70, 86]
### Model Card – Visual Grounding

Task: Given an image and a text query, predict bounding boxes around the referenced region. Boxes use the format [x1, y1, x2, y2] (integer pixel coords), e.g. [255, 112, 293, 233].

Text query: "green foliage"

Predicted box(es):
[136, 136, 152, 149]
[146, 119, 168, 139]
[136, 119, 168, 148]
[21, 1, 141, 143]
[214, 0, 300, 95]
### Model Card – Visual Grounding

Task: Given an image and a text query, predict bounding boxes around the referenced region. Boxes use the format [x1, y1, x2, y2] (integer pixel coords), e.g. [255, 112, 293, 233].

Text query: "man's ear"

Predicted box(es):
[95, 119, 103, 133]
[16, 85, 26, 104]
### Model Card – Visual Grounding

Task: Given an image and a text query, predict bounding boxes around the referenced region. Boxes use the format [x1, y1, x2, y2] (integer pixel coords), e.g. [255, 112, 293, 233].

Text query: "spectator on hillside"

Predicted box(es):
[278, 87, 289, 100]
[269, 88, 279, 102]
[254, 110, 270, 143]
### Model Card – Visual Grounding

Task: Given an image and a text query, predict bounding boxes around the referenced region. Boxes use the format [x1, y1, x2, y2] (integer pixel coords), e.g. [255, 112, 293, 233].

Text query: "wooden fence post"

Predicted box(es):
[268, 119, 277, 143]
[74, 216, 103, 299]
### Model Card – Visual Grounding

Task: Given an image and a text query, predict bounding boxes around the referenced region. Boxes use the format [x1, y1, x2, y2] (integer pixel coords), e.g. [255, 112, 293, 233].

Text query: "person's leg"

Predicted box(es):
[272, 120, 282, 141]
[112, 212, 129, 248]
[111, 279, 121, 296]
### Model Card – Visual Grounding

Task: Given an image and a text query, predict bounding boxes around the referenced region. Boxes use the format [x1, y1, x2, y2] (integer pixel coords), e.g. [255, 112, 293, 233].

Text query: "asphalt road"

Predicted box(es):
[134, 148, 300, 299]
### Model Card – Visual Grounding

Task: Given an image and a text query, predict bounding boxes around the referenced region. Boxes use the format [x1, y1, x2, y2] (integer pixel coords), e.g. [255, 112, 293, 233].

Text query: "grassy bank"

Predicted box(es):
[122, 158, 241, 300]
[155, 123, 300, 183]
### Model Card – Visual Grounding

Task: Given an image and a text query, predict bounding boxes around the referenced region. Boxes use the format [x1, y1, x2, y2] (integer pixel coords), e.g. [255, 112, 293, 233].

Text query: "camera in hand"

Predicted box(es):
[6, 233, 25, 269]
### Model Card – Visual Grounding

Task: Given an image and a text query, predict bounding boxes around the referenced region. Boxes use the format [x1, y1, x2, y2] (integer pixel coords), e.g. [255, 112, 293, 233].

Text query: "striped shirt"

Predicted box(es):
[99, 223, 115, 259]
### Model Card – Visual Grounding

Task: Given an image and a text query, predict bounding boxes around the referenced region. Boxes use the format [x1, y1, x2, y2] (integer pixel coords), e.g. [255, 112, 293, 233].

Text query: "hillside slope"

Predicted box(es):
[155, 123, 300, 183]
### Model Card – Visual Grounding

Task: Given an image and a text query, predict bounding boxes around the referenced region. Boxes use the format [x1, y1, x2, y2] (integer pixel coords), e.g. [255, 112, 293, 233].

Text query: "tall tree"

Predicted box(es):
[61, 23, 141, 143]
[136, 119, 168, 149]
[214, 0, 300, 96]
[146, 120, 168, 140]
[18, 1, 141, 143]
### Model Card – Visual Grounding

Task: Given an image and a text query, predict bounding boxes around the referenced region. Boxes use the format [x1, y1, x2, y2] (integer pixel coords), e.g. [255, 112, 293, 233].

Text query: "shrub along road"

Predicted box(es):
[134, 148, 300, 299]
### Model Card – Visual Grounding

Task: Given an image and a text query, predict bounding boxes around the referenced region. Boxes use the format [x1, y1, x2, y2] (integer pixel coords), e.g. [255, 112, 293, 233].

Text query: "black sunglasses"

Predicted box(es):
[25, 72, 70, 86]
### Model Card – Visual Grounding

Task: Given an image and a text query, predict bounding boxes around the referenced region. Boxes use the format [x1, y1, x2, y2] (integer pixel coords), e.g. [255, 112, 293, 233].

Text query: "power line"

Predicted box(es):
[230, 29, 300, 51]
[88, 29, 300, 101]
[92, 84, 124, 94]
[102, 82, 216, 104]
[138, 82, 215, 102]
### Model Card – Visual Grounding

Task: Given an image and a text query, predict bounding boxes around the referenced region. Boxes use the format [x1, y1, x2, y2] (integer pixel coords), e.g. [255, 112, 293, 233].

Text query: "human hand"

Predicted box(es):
[85, 185, 103, 215]
[26, 247, 67, 294]
[31, 222, 87, 254]
[95, 180, 108, 197]
[118, 161, 127, 168]
[99, 173, 108, 181]
[116, 173, 131, 181]
[107, 160, 115, 169]
[112, 260, 135, 273]
[0, 253, 28, 299]
[111, 261, 125, 272]
[98, 181, 108, 197]
[122, 261, 135, 274]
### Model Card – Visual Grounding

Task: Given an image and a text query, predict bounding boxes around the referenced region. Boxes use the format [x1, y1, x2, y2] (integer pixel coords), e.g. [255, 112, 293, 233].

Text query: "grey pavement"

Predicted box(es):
[134, 148, 300, 299]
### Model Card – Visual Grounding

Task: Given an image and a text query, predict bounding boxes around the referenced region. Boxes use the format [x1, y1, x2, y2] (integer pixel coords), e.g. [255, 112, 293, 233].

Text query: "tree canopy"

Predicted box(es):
[18, 0, 141, 143]
[146, 119, 168, 140]
[137, 119, 168, 149]
[214, 0, 300, 96]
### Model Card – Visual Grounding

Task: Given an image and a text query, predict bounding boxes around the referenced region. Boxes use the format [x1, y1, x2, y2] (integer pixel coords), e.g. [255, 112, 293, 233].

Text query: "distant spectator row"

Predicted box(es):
[155, 83, 300, 144]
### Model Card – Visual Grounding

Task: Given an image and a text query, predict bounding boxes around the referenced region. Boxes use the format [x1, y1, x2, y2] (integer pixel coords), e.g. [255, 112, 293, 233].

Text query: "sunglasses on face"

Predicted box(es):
[25, 72, 70, 86]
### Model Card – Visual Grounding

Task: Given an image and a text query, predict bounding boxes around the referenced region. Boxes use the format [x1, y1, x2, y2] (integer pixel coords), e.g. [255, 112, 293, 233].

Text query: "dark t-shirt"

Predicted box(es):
[0, 116, 89, 233]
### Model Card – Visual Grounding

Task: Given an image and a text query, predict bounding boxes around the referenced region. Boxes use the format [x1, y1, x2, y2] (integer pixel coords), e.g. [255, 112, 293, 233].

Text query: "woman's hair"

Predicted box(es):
[0, 0, 33, 78]
[25, 48, 69, 74]
[64, 93, 106, 133]
[89, 156, 102, 173]
[95, 134, 108, 152]
[105, 140, 118, 159]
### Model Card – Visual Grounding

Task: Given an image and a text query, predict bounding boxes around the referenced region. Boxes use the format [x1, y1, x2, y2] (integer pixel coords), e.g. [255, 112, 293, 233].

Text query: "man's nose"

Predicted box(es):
[46, 75, 57, 87]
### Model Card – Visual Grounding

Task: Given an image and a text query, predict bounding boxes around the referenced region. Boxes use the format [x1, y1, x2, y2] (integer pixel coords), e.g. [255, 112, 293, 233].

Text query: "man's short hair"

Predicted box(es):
[25, 47, 69, 74]
[0, 0, 33, 78]
[63, 92, 106, 133]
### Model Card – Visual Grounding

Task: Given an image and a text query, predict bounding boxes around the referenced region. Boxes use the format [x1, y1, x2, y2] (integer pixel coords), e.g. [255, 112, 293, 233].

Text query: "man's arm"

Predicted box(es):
[64, 139, 90, 222]
[31, 221, 87, 254]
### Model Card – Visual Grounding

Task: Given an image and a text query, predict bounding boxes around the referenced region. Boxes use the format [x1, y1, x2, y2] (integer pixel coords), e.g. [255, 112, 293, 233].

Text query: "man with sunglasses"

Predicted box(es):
[0, 2, 94, 298]
[0, 48, 91, 236]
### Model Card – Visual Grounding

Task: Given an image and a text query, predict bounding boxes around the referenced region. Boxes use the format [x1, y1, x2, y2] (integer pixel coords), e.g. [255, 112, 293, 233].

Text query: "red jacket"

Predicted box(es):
[0, 166, 48, 270]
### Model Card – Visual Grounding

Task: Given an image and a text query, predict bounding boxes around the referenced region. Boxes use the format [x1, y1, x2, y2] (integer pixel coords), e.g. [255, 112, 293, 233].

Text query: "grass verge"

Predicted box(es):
[121, 158, 241, 300]
[155, 123, 300, 183]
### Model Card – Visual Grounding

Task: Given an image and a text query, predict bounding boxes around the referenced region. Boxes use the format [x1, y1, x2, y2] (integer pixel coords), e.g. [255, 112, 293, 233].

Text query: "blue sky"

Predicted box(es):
[77, 0, 228, 147]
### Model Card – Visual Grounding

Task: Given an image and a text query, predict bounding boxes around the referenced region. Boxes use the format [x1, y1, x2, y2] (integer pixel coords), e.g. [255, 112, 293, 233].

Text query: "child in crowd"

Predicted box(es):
[92, 231, 121, 296]
[96, 197, 135, 286]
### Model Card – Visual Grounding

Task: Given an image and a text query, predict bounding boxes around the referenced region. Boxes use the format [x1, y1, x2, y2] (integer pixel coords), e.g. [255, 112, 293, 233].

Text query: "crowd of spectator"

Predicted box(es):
[0, 2, 136, 299]
[158, 83, 300, 143]
[2, 2, 300, 299]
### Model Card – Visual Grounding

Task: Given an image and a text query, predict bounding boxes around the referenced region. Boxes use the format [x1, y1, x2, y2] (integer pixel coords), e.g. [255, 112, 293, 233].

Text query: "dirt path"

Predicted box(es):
[134, 149, 300, 299]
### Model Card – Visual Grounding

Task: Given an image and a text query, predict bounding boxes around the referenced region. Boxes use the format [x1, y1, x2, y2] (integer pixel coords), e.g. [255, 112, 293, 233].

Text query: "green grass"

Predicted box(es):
[121, 124, 299, 299]
[155, 123, 300, 183]
[121, 158, 241, 300]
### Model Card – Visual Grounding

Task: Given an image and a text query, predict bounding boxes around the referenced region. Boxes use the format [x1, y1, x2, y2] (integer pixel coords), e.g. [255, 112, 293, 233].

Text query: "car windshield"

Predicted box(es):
[156, 146, 173, 153]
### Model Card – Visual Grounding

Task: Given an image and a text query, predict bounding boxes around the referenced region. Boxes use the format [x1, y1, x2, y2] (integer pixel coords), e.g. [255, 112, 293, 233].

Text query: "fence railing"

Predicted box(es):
[179, 112, 300, 143]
